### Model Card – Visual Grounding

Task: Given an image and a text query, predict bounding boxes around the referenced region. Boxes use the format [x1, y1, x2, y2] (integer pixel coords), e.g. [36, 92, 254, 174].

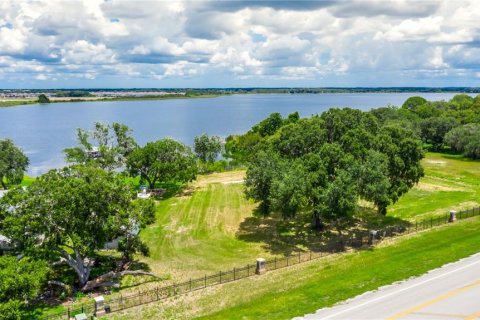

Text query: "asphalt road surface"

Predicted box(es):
[294, 253, 480, 320]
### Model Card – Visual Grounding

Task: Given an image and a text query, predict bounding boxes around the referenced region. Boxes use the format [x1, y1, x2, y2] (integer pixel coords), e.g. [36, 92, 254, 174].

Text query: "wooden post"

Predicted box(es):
[204, 274, 207, 288]
[219, 271, 222, 283]
[234, 267, 236, 281]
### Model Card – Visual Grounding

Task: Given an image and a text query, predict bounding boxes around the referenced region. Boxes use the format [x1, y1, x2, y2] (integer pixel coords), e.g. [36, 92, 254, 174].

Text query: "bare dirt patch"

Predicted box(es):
[415, 182, 463, 192]
[424, 159, 447, 166]
[193, 171, 246, 189]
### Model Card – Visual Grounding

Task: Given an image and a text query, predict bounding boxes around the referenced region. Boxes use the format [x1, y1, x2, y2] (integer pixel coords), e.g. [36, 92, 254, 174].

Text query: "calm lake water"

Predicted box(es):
[0, 93, 462, 176]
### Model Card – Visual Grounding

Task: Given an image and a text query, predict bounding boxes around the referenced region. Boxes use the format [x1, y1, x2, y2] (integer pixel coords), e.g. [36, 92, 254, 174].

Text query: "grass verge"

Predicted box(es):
[109, 216, 480, 319]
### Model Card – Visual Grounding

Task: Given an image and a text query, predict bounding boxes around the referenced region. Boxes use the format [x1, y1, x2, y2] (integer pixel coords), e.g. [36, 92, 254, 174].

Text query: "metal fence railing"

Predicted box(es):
[43, 206, 480, 319]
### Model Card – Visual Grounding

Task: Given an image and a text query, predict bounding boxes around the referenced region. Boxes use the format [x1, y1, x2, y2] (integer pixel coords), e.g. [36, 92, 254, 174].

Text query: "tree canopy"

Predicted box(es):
[194, 133, 222, 164]
[0, 165, 155, 291]
[0, 256, 48, 319]
[445, 123, 480, 159]
[64, 122, 137, 171]
[0, 139, 29, 190]
[127, 138, 197, 189]
[224, 112, 300, 164]
[244, 109, 424, 227]
[37, 94, 50, 103]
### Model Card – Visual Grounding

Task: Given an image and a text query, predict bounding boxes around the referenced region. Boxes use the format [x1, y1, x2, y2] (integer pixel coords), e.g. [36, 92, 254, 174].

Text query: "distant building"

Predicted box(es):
[0, 234, 12, 251]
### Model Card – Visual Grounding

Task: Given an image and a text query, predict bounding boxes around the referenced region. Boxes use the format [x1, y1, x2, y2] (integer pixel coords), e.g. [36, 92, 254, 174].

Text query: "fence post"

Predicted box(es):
[234, 267, 236, 281]
[287, 256, 289, 266]
[189, 278, 192, 291]
[219, 271, 222, 283]
[298, 252, 301, 263]
[309, 251, 312, 260]
[204, 274, 207, 288]
[274, 257, 277, 269]
[247, 264, 250, 277]
[67, 307, 70, 319]
[430, 217, 433, 228]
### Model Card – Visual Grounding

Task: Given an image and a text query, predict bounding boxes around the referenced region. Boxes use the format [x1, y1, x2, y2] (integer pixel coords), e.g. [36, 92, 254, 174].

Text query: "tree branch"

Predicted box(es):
[81, 270, 158, 292]
[48, 280, 69, 289]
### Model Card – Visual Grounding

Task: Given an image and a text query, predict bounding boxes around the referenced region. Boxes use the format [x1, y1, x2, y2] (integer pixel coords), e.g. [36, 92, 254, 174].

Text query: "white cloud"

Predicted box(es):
[0, 0, 479, 87]
[60, 40, 116, 65]
[0, 26, 26, 54]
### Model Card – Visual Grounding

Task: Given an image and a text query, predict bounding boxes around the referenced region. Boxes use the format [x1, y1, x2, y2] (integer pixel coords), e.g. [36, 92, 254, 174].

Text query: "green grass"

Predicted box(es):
[34, 152, 480, 317]
[0, 94, 224, 108]
[389, 152, 480, 220]
[0, 100, 37, 107]
[133, 152, 480, 285]
[1, 175, 35, 189]
[110, 216, 480, 320]
[139, 178, 268, 281]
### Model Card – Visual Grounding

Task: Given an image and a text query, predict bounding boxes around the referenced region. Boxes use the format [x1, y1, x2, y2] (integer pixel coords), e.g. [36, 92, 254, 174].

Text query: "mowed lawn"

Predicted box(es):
[138, 171, 272, 281]
[389, 152, 480, 220]
[111, 216, 480, 320]
[137, 153, 480, 283]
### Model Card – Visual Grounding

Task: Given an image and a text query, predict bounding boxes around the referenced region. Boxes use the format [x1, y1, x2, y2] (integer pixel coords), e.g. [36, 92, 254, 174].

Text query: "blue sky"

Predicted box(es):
[0, 0, 479, 88]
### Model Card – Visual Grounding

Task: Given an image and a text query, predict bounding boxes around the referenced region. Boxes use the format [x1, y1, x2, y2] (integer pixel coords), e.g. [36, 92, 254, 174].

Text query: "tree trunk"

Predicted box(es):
[81, 270, 159, 292]
[311, 212, 324, 231]
[146, 176, 156, 190]
[378, 205, 387, 216]
[55, 247, 91, 289]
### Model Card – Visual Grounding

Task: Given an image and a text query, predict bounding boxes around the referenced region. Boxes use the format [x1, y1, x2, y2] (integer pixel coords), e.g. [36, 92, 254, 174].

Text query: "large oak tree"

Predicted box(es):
[244, 109, 424, 228]
[0, 165, 155, 291]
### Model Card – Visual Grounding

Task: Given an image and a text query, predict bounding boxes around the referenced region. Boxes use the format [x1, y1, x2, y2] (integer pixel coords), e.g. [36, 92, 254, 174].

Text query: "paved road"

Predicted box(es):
[294, 253, 480, 320]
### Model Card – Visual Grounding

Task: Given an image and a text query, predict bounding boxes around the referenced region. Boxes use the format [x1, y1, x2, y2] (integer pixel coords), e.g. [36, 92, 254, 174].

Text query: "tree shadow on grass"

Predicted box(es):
[236, 205, 411, 257]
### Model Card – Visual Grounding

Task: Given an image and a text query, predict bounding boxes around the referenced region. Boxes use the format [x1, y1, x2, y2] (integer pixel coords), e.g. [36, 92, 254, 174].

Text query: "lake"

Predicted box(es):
[0, 92, 462, 176]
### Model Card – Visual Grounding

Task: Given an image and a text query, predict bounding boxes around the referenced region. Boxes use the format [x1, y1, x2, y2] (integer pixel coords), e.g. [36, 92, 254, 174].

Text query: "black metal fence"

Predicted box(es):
[43, 206, 480, 319]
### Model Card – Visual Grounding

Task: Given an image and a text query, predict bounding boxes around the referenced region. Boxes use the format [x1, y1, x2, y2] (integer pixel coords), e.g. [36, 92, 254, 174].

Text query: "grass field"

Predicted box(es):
[110, 216, 480, 320]
[0, 99, 37, 107]
[389, 152, 480, 220]
[38, 152, 480, 317]
[134, 152, 480, 284]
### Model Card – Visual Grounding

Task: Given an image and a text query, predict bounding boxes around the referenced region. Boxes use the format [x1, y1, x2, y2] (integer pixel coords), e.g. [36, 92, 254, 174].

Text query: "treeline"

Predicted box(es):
[385, 94, 480, 158]
[224, 93, 480, 230]
[0, 126, 223, 317]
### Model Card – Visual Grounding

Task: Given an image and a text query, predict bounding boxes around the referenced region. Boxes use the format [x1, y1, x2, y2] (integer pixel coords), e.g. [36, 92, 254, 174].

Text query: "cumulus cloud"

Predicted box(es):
[0, 0, 479, 87]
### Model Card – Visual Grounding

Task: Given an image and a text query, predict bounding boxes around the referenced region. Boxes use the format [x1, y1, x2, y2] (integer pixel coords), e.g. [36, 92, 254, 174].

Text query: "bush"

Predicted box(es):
[38, 94, 50, 103]
[445, 123, 480, 159]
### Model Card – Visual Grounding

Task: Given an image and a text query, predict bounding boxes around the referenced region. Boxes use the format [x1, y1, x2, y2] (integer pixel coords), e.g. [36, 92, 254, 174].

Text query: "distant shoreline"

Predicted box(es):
[0, 93, 224, 108]
[1, 88, 478, 108]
